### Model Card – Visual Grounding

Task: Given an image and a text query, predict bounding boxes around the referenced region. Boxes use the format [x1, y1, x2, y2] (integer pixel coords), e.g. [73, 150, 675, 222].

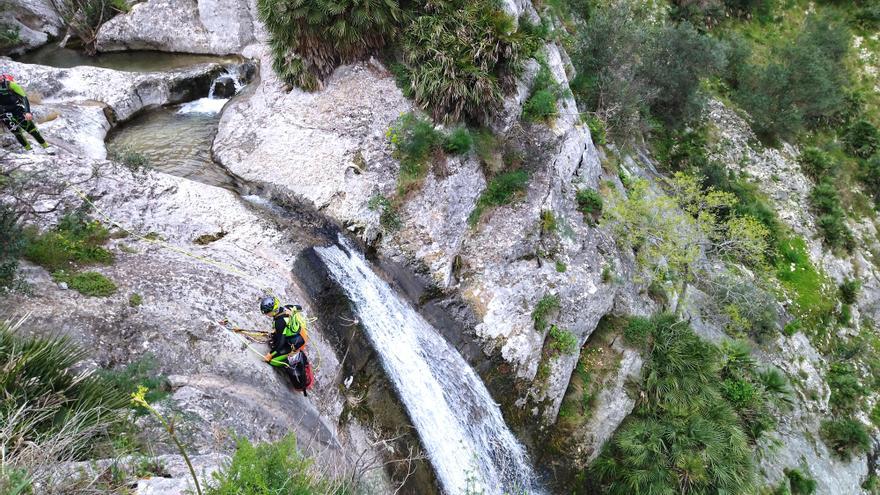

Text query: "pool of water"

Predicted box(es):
[16, 45, 237, 72]
[106, 101, 238, 189]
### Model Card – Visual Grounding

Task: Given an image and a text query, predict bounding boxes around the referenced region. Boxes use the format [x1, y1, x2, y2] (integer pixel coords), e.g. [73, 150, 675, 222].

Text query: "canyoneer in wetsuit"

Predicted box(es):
[0, 75, 54, 154]
[259, 296, 313, 395]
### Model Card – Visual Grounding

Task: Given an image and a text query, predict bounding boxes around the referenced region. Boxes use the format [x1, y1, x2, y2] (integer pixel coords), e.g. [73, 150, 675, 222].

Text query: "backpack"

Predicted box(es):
[280, 305, 310, 345]
[285, 350, 314, 396]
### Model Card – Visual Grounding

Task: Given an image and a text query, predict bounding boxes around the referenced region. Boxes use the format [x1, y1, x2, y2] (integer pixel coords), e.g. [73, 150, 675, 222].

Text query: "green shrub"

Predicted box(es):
[549, 325, 579, 355]
[533, 294, 561, 332]
[523, 64, 565, 123]
[783, 319, 802, 337]
[23, 214, 113, 272]
[443, 127, 473, 155]
[623, 316, 653, 348]
[540, 210, 557, 233]
[367, 194, 402, 231]
[575, 188, 603, 221]
[0, 468, 30, 495]
[827, 363, 865, 414]
[810, 180, 854, 251]
[734, 14, 852, 141]
[775, 237, 836, 330]
[820, 418, 871, 460]
[784, 468, 817, 495]
[844, 120, 880, 159]
[468, 170, 530, 225]
[592, 314, 764, 494]
[257, 0, 402, 90]
[108, 146, 150, 170]
[0, 204, 24, 289]
[840, 279, 861, 305]
[129, 293, 143, 307]
[555, 260, 567, 272]
[205, 434, 350, 494]
[586, 115, 607, 145]
[398, 0, 540, 123]
[574, 3, 723, 137]
[0, 22, 20, 51]
[388, 113, 443, 193]
[862, 155, 880, 205]
[97, 356, 170, 416]
[53, 270, 118, 297]
[0, 321, 130, 470]
[799, 147, 836, 181]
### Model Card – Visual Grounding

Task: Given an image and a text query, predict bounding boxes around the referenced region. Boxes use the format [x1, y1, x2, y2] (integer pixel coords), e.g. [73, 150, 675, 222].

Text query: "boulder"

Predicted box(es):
[96, 0, 259, 55]
[0, 0, 62, 55]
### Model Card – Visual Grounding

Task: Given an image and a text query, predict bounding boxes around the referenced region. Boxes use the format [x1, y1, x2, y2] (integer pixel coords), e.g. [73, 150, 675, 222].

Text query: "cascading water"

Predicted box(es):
[177, 68, 245, 115]
[316, 237, 542, 495]
[106, 67, 248, 189]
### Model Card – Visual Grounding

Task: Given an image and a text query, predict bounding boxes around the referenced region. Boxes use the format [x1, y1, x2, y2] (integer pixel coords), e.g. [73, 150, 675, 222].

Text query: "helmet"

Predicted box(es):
[259, 296, 278, 314]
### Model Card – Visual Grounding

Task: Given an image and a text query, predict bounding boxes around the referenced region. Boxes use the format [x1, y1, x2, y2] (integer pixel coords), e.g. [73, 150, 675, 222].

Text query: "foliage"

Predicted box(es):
[257, 0, 402, 90]
[398, 0, 539, 123]
[443, 127, 474, 155]
[52, 270, 117, 297]
[827, 362, 865, 414]
[623, 316, 653, 348]
[783, 468, 817, 495]
[592, 314, 784, 494]
[839, 279, 861, 305]
[468, 170, 529, 226]
[704, 269, 778, 341]
[809, 179, 854, 251]
[843, 120, 880, 159]
[774, 237, 835, 331]
[23, 213, 113, 272]
[387, 113, 471, 193]
[205, 434, 351, 494]
[799, 147, 836, 182]
[573, 1, 723, 138]
[50, 0, 128, 55]
[0, 319, 130, 480]
[0, 203, 24, 289]
[586, 114, 607, 145]
[575, 188, 603, 223]
[97, 356, 169, 415]
[549, 325, 579, 355]
[863, 154, 880, 205]
[540, 209, 557, 233]
[367, 194, 402, 231]
[129, 293, 143, 307]
[108, 146, 150, 170]
[732, 14, 852, 141]
[523, 63, 565, 123]
[0, 22, 20, 51]
[0, 468, 31, 495]
[820, 418, 871, 460]
[533, 293, 561, 332]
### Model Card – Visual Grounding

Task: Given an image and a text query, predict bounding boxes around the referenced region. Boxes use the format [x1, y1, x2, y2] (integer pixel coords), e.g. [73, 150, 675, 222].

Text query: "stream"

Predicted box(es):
[16, 44, 236, 72]
[88, 53, 544, 494]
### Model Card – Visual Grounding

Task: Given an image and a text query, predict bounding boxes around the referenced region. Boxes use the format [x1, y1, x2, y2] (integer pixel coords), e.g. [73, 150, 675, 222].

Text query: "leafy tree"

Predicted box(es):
[862, 154, 880, 205]
[734, 14, 852, 141]
[604, 173, 769, 314]
[50, 0, 128, 55]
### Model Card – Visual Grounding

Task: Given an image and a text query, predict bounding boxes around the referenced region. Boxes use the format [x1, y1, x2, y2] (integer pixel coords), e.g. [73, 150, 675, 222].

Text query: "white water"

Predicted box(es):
[316, 238, 541, 495]
[177, 69, 245, 115]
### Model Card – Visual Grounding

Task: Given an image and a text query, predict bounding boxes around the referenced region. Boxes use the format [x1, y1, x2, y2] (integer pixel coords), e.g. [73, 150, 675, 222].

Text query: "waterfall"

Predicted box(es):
[178, 67, 245, 115]
[315, 237, 542, 495]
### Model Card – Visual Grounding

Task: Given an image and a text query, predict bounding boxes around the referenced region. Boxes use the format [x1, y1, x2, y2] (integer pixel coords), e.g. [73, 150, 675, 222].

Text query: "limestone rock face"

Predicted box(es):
[96, 0, 259, 55]
[0, 0, 62, 55]
[0, 57, 381, 490]
[214, 44, 618, 423]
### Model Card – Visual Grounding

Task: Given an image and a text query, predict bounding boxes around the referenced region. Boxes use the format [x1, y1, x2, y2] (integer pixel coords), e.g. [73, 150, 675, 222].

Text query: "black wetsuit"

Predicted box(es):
[0, 80, 47, 150]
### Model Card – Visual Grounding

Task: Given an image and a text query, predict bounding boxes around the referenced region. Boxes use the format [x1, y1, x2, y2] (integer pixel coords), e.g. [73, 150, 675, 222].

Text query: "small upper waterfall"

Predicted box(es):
[316, 237, 541, 495]
[177, 67, 245, 115]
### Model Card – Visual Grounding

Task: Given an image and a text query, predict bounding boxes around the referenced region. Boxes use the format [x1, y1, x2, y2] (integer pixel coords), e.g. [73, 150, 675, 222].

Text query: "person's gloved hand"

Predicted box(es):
[264, 352, 272, 362]
[24, 113, 32, 121]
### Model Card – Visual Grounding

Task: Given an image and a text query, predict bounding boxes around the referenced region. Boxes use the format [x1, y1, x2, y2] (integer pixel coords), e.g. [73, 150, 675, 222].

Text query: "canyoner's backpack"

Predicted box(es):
[280, 305, 309, 347]
[285, 350, 314, 396]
